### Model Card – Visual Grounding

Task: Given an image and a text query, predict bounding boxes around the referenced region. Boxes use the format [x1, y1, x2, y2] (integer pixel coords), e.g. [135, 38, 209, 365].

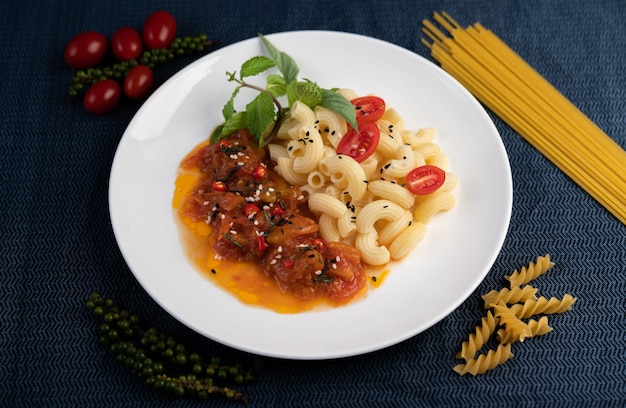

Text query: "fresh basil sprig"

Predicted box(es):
[210, 34, 358, 146]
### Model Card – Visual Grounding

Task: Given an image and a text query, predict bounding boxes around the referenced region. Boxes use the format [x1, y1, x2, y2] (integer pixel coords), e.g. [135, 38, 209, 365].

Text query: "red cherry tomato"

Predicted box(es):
[336, 122, 380, 163]
[123, 65, 154, 99]
[64, 31, 108, 69]
[351, 96, 385, 123]
[83, 79, 121, 115]
[142, 10, 177, 49]
[405, 165, 446, 195]
[111, 27, 143, 61]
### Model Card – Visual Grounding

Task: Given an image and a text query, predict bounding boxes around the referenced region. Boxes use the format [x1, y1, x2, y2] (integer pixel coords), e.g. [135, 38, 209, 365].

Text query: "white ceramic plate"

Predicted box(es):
[109, 31, 512, 360]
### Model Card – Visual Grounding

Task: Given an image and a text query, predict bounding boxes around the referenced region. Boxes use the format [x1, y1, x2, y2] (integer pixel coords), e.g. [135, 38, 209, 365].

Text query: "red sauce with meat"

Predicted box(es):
[173, 130, 368, 312]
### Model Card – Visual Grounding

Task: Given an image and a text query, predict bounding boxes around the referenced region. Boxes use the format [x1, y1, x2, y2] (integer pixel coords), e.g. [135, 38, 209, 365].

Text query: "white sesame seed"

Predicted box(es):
[332, 263, 337, 269]
[270, 259, 277, 265]
[314, 270, 322, 275]
[230, 230, 237, 235]
[277, 246, 283, 253]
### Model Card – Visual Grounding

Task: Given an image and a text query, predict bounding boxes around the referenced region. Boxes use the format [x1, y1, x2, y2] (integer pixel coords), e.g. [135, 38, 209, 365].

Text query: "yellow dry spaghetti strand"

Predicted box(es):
[422, 13, 626, 225]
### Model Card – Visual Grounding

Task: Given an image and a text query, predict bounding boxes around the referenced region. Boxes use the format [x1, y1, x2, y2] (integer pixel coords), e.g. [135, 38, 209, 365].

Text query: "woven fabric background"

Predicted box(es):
[1, 0, 625, 406]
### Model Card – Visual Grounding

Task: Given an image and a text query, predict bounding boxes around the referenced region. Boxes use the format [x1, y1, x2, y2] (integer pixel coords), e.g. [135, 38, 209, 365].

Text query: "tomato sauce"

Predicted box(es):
[173, 130, 369, 313]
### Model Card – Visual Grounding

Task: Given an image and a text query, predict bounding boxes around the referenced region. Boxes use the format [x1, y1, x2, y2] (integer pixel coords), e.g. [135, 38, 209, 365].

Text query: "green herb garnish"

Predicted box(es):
[210, 34, 358, 146]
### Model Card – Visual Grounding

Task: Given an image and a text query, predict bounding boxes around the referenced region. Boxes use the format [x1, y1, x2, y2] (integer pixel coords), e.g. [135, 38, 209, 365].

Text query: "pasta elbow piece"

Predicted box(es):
[367, 180, 416, 209]
[355, 232, 390, 265]
[413, 192, 456, 223]
[308, 193, 348, 218]
[389, 221, 427, 259]
[356, 199, 404, 233]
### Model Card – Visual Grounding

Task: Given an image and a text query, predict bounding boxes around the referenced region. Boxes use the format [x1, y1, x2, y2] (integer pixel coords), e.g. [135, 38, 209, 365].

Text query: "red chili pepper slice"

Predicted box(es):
[212, 181, 227, 192]
[257, 235, 267, 251]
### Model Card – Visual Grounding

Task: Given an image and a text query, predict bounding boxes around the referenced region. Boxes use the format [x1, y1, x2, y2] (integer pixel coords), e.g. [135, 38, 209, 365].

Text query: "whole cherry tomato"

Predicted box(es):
[142, 10, 177, 49]
[405, 165, 446, 195]
[336, 121, 380, 163]
[111, 27, 143, 61]
[64, 31, 108, 69]
[83, 79, 121, 115]
[123, 65, 154, 99]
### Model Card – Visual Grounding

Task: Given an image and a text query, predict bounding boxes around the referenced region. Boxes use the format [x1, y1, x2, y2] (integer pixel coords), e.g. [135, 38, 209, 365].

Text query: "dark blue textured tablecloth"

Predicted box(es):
[2, 1, 625, 406]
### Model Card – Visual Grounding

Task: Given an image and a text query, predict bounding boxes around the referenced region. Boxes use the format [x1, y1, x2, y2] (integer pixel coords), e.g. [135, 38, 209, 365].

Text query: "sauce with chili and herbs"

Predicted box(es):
[173, 130, 368, 313]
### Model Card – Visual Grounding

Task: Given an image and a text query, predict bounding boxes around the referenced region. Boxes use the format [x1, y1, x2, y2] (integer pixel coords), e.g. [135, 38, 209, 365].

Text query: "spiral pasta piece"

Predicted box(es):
[481, 285, 538, 309]
[453, 343, 513, 376]
[497, 316, 553, 344]
[505, 254, 555, 288]
[456, 310, 499, 361]
[492, 301, 533, 342]
[509, 294, 577, 319]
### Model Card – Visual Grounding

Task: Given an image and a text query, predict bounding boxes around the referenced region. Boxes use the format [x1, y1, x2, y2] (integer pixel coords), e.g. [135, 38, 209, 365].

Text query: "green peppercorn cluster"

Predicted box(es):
[69, 35, 216, 97]
[85, 292, 251, 404]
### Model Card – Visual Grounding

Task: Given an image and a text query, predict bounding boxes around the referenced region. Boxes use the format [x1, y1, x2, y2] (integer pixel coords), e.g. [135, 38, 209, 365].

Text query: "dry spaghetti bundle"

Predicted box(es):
[422, 12, 626, 225]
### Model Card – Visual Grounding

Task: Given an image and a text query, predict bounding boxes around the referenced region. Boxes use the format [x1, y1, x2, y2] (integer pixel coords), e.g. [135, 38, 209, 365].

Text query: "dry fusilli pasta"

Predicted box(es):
[492, 301, 533, 342]
[497, 316, 553, 344]
[509, 294, 577, 319]
[481, 285, 538, 309]
[453, 343, 513, 376]
[505, 254, 554, 287]
[456, 310, 499, 361]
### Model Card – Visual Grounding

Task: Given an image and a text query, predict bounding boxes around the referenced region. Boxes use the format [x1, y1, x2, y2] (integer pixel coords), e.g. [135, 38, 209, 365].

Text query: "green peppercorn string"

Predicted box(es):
[85, 292, 251, 404]
[68, 35, 218, 98]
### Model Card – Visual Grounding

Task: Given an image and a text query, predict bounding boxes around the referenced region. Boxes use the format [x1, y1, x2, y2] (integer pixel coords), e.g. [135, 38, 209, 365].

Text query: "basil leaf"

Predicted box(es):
[240, 56, 276, 79]
[217, 112, 249, 140]
[266, 74, 287, 97]
[222, 86, 240, 120]
[259, 34, 299, 83]
[320, 89, 358, 131]
[287, 80, 323, 110]
[209, 124, 224, 143]
[246, 91, 276, 143]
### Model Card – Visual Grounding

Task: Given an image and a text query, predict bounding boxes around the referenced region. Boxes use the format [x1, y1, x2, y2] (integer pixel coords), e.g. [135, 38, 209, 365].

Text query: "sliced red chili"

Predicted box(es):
[257, 235, 267, 251]
[244, 203, 260, 218]
[271, 204, 284, 217]
[312, 238, 327, 252]
[212, 181, 227, 192]
[253, 164, 268, 180]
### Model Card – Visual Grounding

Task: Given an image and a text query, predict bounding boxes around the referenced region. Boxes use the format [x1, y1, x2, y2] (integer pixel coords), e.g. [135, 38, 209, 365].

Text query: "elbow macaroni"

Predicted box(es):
[267, 90, 457, 265]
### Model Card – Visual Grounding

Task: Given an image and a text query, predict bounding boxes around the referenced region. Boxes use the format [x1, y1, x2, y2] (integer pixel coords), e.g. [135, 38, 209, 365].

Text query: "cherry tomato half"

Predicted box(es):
[111, 27, 143, 61]
[64, 31, 108, 69]
[123, 65, 154, 99]
[83, 79, 121, 115]
[405, 165, 446, 195]
[336, 122, 380, 163]
[351, 96, 385, 124]
[142, 10, 177, 49]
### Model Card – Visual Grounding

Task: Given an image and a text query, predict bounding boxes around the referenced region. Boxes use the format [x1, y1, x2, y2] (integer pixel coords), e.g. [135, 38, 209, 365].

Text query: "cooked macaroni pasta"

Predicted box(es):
[267, 91, 457, 265]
